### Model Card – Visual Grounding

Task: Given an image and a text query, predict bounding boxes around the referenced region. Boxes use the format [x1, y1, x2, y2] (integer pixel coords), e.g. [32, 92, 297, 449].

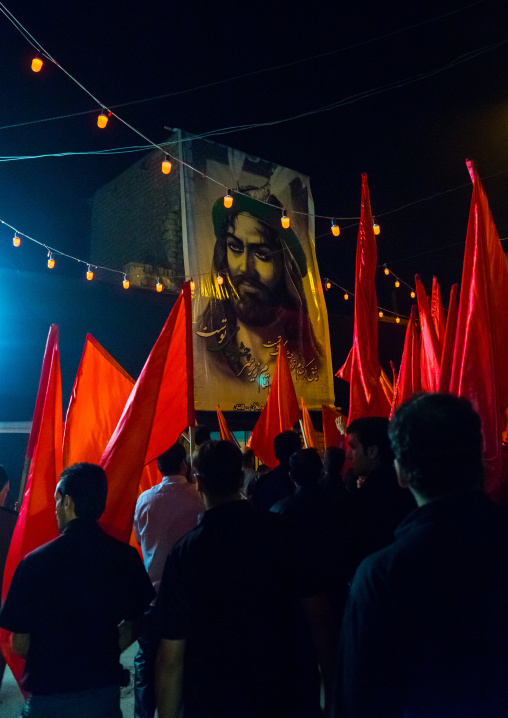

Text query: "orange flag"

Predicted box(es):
[430, 277, 446, 350]
[1, 326, 63, 688]
[450, 161, 508, 496]
[438, 284, 459, 393]
[248, 342, 300, 468]
[322, 404, 347, 449]
[336, 174, 390, 422]
[390, 306, 421, 418]
[217, 405, 237, 444]
[300, 397, 317, 448]
[415, 275, 441, 393]
[99, 283, 195, 542]
[63, 335, 135, 467]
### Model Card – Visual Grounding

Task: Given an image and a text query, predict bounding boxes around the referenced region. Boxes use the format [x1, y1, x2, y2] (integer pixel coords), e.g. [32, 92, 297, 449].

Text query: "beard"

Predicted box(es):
[230, 275, 281, 327]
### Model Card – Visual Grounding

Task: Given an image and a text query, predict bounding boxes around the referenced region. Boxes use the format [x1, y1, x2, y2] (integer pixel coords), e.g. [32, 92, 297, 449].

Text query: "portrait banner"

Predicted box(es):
[180, 134, 334, 411]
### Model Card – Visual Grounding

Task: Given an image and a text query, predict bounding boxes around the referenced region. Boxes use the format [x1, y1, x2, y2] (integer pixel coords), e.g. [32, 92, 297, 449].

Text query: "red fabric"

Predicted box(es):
[63, 335, 135, 467]
[430, 277, 446, 350]
[450, 164, 508, 496]
[1, 327, 63, 688]
[99, 283, 195, 543]
[248, 343, 300, 468]
[438, 284, 459, 392]
[300, 398, 317, 448]
[416, 275, 441, 392]
[217, 405, 236, 443]
[390, 306, 421, 418]
[322, 404, 347, 449]
[25, 324, 58, 460]
[336, 174, 390, 422]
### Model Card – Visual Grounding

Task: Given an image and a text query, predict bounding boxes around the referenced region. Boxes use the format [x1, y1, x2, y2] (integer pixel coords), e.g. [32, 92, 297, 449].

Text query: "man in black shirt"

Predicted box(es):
[250, 430, 301, 511]
[155, 440, 320, 718]
[0, 462, 154, 717]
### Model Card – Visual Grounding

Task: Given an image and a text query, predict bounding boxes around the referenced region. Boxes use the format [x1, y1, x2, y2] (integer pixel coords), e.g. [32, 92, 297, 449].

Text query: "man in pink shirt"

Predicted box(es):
[133, 442, 204, 718]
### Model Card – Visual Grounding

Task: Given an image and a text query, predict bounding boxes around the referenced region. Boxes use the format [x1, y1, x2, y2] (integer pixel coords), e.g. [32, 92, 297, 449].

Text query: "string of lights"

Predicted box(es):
[322, 277, 409, 323]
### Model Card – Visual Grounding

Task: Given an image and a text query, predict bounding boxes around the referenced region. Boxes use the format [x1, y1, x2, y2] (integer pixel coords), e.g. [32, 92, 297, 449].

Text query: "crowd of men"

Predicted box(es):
[1, 393, 508, 717]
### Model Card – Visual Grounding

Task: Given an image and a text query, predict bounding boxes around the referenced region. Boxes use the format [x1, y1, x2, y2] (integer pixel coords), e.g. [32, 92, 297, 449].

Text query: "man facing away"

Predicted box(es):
[335, 393, 508, 718]
[155, 440, 321, 718]
[250, 430, 302, 511]
[133, 442, 204, 718]
[0, 462, 154, 718]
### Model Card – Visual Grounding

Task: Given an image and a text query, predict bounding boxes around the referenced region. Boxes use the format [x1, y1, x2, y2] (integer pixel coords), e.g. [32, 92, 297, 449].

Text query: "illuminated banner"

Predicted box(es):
[180, 135, 335, 411]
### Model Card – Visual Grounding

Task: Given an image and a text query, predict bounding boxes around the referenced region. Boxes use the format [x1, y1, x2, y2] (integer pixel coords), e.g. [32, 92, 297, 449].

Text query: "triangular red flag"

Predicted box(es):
[390, 306, 421, 418]
[99, 283, 195, 542]
[430, 277, 446, 350]
[416, 275, 441, 392]
[322, 404, 347, 450]
[217, 405, 237, 444]
[1, 326, 63, 688]
[450, 161, 508, 495]
[438, 284, 459, 392]
[248, 342, 300, 468]
[63, 335, 135, 467]
[300, 397, 317, 448]
[336, 174, 390, 422]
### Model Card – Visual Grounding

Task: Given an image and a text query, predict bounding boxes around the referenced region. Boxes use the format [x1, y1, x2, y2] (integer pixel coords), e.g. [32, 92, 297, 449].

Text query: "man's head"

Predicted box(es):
[274, 430, 302, 465]
[323, 446, 346, 478]
[289, 448, 322, 488]
[389, 393, 484, 503]
[346, 417, 393, 477]
[193, 440, 243, 502]
[0, 465, 9, 507]
[157, 442, 188, 478]
[194, 425, 211, 447]
[55, 463, 108, 531]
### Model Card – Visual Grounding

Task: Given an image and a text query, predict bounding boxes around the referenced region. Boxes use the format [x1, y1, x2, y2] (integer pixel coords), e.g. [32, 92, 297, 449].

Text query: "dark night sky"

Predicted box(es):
[1, 0, 508, 394]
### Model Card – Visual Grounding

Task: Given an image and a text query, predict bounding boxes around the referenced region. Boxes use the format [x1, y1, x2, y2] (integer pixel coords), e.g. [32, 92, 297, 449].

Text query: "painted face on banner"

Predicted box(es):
[226, 214, 284, 326]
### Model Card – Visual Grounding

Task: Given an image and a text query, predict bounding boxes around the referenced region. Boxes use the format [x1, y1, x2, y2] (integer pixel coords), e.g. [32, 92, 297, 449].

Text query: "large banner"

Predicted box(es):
[180, 135, 335, 412]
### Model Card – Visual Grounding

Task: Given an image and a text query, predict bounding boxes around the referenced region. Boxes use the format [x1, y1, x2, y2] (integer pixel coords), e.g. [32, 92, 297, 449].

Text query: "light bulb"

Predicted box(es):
[217, 273, 224, 286]
[12, 235, 20, 247]
[223, 192, 233, 209]
[47, 253, 55, 269]
[31, 56, 43, 72]
[344, 293, 349, 301]
[86, 265, 93, 281]
[395, 280, 400, 288]
[190, 279, 196, 292]
[373, 223, 380, 235]
[396, 317, 401, 324]
[331, 221, 340, 237]
[410, 291, 416, 299]
[161, 157, 172, 174]
[123, 275, 130, 289]
[379, 311, 384, 318]
[97, 113, 108, 129]
[281, 211, 290, 229]
[324, 279, 331, 291]
[384, 266, 389, 275]
[156, 279, 163, 293]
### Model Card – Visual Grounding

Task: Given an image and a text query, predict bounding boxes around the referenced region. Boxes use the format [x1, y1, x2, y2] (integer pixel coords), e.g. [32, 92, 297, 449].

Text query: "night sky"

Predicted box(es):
[1, 0, 507, 393]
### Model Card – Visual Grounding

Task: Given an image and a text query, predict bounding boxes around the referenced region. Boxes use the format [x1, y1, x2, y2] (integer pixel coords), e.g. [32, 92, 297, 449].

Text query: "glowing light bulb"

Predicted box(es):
[281, 211, 290, 229]
[47, 253, 55, 269]
[161, 157, 172, 174]
[217, 273, 224, 286]
[31, 56, 43, 72]
[123, 274, 130, 289]
[344, 293, 349, 301]
[373, 222, 380, 235]
[384, 266, 389, 275]
[156, 279, 163, 292]
[86, 265, 93, 280]
[331, 221, 340, 237]
[379, 311, 384, 318]
[395, 280, 400, 288]
[410, 291, 416, 299]
[12, 234, 20, 247]
[396, 316, 401, 324]
[324, 279, 331, 291]
[223, 192, 233, 209]
[97, 113, 108, 129]
[190, 278, 195, 292]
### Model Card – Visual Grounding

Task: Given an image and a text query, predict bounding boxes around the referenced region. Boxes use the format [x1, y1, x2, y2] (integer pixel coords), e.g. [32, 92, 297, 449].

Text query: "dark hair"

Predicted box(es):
[195, 425, 211, 446]
[242, 447, 255, 469]
[194, 440, 243, 497]
[0, 465, 8, 491]
[346, 417, 394, 465]
[274, 431, 302, 464]
[323, 447, 346, 476]
[289, 448, 322, 487]
[389, 393, 484, 499]
[58, 463, 108, 521]
[157, 442, 187, 476]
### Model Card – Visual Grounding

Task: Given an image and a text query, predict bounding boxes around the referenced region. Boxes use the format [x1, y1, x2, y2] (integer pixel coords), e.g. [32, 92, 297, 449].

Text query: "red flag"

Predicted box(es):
[217, 405, 237, 444]
[25, 325, 59, 462]
[99, 283, 195, 542]
[248, 342, 300, 468]
[336, 174, 390, 422]
[300, 397, 317, 448]
[438, 284, 459, 392]
[390, 306, 421, 418]
[450, 161, 508, 495]
[1, 327, 63, 687]
[416, 275, 441, 392]
[430, 277, 446, 350]
[63, 335, 135, 467]
[322, 404, 347, 449]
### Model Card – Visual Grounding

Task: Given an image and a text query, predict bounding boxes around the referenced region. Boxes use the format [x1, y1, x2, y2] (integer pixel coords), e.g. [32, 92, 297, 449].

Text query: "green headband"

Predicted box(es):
[212, 194, 308, 278]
